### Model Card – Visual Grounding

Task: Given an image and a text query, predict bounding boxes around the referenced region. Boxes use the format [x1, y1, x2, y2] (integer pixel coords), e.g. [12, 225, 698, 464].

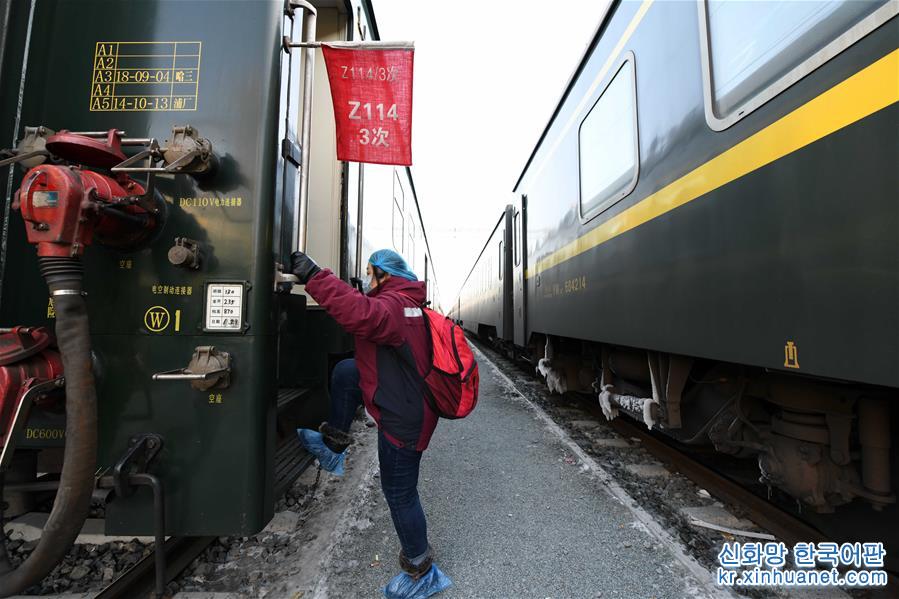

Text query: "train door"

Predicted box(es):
[512, 195, 527, 347]
[501, 206, 514, 341]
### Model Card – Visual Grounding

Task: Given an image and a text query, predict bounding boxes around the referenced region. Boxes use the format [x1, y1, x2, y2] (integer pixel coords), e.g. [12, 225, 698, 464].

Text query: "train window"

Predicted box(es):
[577, 56, 638, 222]
[498, 241, 503, 280]
[699, 0, 895, 130]
[392, 170, 405, 251]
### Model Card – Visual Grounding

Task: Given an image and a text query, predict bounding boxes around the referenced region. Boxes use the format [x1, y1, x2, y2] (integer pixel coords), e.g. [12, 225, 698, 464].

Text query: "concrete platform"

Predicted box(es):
[291, 348, 726, 598]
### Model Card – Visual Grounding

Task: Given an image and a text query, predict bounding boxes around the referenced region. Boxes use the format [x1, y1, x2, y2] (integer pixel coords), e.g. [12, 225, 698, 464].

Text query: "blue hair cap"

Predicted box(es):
[369, 249, 418, 281]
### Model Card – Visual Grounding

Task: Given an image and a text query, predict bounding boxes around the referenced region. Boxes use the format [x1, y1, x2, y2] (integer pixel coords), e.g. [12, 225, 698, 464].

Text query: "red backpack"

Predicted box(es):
[399, 296, 479, 419]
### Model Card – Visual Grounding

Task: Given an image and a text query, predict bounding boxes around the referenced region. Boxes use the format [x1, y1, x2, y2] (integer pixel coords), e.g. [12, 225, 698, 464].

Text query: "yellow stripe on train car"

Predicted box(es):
[527, 48, 899, 279]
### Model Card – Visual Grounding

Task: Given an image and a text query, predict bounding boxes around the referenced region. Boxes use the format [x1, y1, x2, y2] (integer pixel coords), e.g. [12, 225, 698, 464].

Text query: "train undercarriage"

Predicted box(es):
[486, 331, 897, 517]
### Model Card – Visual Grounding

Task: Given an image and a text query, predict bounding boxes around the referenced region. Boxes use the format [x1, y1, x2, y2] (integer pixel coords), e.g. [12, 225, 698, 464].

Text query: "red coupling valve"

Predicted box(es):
[15, 166, 93, 257]
[0, 327, 63, 441]
[13, 165, 151, 257]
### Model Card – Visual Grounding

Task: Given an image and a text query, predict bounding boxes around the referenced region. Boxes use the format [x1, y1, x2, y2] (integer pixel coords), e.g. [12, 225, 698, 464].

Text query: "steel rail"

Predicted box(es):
[95, 536, 214, 599]
[602, 412, 828, 547]
[598, 408, 899, 595]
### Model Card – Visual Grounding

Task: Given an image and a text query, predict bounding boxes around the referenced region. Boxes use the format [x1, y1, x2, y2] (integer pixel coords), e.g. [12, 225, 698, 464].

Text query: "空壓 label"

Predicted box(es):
[90, 41, 201, 112]
[205, 283, 244, 332]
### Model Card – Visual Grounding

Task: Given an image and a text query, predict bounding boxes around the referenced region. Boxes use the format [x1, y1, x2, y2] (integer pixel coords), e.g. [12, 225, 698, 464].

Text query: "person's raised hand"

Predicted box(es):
[290, 251, 321, 284]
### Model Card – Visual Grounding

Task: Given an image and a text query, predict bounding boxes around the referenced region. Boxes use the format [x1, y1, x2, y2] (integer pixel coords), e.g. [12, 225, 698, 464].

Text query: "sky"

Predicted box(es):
[372, 0, 612, 305]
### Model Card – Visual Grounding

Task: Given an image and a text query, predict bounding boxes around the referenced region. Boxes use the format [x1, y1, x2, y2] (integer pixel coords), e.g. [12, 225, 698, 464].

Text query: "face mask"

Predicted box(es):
[362, 273, 373, 293]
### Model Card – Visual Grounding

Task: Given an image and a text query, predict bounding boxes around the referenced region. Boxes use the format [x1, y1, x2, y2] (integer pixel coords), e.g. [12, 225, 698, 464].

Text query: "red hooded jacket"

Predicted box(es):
[304, 269, 438, 450]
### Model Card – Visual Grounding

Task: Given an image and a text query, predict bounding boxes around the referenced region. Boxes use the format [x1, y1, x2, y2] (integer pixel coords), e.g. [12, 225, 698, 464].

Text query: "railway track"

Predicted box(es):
[600, 408, 899, 597]
[91, 442, 315, 598]
[483, 343, 820, 542]
[476, 340, 899, 596]
[589, 402, 827, 548]
[95, 536, 214, 599]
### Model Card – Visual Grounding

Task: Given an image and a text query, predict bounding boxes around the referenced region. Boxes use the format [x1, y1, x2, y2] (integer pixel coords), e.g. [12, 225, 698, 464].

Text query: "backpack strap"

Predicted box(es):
[387, 292, 440, 414]
[389, 342, 440, 416]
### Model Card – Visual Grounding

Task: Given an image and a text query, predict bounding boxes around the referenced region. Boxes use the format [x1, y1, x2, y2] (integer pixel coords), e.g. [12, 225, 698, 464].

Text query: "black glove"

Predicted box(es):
[289, 251, 321, 284]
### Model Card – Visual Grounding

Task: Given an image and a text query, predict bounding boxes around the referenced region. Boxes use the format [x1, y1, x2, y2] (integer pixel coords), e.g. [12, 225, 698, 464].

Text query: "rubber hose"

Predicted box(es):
[0, 257, 97, 597]
[0, 476, 10, 577]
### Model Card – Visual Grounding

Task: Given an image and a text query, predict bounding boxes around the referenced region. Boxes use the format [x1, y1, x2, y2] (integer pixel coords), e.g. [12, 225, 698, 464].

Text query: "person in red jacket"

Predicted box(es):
[290, 249, 449, 592]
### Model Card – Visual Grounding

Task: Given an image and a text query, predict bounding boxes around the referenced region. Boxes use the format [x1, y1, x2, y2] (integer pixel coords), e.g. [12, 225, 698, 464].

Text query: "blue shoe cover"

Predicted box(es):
[382, 565, 453, 599]
[297, 428, 345, 475]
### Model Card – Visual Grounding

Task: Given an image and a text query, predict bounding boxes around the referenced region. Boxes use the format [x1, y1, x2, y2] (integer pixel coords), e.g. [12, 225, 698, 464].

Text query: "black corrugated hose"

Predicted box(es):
[0, 257, 97, 597]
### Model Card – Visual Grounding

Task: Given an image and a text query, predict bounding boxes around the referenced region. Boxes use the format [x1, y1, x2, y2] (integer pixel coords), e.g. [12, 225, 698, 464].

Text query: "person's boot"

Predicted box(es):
[296, 428, 345, 475]
[319, 422, 354, 453]
[399, 545, 434, 580]
[384, 546, 452, 599]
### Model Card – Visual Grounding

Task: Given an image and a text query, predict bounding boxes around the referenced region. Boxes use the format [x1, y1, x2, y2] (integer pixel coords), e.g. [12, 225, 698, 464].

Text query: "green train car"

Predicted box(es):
[454, 0, 898, 566]
[0, 0, 440, 594]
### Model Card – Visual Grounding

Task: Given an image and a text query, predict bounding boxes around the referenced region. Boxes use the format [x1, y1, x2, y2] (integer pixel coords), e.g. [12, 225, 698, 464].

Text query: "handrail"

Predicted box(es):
[287, 0, 317, 253]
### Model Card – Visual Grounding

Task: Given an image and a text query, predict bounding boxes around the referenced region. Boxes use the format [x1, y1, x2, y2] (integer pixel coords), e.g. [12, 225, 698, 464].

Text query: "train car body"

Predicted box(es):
[518, 0, 897, 389]
[0, 1, 439, 585]
[455, 206, 512, 342]
[351, 163, 442, 311]
[455, 0, 898, 554]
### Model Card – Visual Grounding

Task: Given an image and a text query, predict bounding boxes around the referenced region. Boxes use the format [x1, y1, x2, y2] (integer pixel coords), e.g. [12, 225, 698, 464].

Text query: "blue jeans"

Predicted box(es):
[330, 359, 430, 559]
[329, 358, 363, 432]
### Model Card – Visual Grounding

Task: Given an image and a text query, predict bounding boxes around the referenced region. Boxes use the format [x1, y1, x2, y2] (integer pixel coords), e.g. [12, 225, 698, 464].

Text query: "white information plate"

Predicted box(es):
[205, 283, 244, 331]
